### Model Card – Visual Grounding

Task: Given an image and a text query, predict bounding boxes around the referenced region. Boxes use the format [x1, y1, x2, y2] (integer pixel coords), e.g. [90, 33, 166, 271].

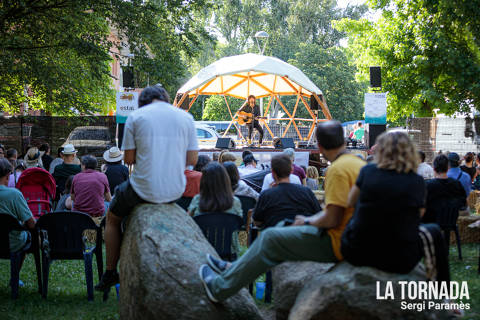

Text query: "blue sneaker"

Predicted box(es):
[206, 254, 229, 274]
[198, 264, 219, 303]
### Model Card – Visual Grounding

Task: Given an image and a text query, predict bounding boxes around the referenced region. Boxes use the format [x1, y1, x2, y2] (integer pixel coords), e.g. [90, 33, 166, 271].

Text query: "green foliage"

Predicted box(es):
[0, 0, 210, 115]
[202, 95, 242, 121]
[335, 0, 480, 120]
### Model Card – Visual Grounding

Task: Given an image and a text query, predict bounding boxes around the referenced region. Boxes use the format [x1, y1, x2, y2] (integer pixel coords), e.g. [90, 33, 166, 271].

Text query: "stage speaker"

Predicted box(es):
[216, 138, 234, 149]
[274, 138, 295, 149]
[175, 93, 190, 110]
[310, 96, 319, 111]
[122, 66, 134, 88]
[369, 66, 382, 88]
[366, 124, 386, 148]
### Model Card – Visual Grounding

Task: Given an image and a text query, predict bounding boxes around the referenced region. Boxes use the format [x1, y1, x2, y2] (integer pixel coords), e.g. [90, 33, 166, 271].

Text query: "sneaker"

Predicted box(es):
[206, 254, 229, 273]
[198, 265, 219, 303]
[95, 271, 119, 292]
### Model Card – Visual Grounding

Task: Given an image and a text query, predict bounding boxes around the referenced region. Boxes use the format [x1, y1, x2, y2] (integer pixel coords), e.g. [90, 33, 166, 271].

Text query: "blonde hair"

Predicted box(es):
[375, 131, 419, 173]
[306, 166, 319, 179]
[219, 150, 236, 164]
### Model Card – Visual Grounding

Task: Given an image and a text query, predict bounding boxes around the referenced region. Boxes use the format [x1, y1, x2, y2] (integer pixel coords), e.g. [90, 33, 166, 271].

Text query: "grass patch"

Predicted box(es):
[0, 244, 478, 319]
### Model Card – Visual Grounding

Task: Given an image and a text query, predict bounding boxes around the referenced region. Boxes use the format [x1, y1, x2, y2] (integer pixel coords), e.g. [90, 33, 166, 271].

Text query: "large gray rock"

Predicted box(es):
[273, 262, 334, 320]
[119, 203, 263, 320]
[289, 262, 452, 320]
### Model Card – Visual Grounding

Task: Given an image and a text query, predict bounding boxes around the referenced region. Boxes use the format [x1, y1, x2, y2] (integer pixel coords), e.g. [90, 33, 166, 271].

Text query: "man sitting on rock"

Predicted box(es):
[95, 85, 198, 291]
[253, 154, 321, 228]
[199, 121, 365, 303]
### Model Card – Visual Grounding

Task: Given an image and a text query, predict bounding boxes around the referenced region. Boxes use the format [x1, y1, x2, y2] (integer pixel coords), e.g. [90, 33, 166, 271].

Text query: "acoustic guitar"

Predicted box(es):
[237, 111, 267, 126]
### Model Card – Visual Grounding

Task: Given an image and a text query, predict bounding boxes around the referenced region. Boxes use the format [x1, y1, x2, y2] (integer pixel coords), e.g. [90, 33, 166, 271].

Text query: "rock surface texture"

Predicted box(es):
[119, 203, 263, 320]
[273, 261, 334, 320]
[289, 262, 452, 320]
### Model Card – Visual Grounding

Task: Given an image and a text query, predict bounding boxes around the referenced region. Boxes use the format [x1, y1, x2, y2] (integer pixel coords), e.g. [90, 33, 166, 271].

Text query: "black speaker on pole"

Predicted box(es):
[175, 93, 190, 110]
[310, 96, 319, 111]
[273, 138, 295, 149]
[369, 66, 382, 88]
[366, 124, 386, 148]
[215, 138, 234, 149]
[122, 66, 135, 88]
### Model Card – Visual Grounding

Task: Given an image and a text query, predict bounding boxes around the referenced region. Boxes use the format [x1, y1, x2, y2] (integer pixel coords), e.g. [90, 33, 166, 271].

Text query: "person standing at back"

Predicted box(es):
[447, 152, 471, 198]
[96, 85, 199, 291]
[460, 152, 476, 182]
[39, 143, 53, 172]
[417, 151, 434, 180]
[53, 144, 81, 197]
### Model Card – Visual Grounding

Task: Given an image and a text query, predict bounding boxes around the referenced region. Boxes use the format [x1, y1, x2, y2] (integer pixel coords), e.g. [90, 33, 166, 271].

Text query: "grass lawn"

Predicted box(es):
[0, 244, 479, 319]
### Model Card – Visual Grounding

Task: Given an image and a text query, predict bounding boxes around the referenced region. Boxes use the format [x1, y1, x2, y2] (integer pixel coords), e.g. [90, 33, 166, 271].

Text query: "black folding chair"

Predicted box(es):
[176, 196, 193, 211]
[236, 195, 257, 228]
[37, 211, 103, 301]
[0, 213, 42, 299]
[436, 204, 462, 260]
[193, 213, 243, 262]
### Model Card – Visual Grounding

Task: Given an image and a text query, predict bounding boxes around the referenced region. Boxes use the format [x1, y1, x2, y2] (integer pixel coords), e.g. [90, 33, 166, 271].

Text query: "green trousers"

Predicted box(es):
[211, 225, 338, 301]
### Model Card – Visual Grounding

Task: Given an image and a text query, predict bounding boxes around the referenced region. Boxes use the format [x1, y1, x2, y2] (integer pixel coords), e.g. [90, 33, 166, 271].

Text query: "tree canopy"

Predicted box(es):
[0, 0, 209, 115]
[335, 0, 480, 120]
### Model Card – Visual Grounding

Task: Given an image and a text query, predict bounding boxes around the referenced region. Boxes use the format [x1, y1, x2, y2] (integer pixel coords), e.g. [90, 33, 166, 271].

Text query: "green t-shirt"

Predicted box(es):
[0, 185, 33, 252]
[354, 127, 365, 140]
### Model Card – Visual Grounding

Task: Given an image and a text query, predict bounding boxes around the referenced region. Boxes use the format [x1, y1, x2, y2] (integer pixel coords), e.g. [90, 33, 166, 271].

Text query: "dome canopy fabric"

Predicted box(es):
[177, 53, 322, 99]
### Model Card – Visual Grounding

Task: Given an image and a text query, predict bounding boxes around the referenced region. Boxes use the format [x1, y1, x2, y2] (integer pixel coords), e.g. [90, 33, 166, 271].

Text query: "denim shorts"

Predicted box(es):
[109, 180, 146, 218]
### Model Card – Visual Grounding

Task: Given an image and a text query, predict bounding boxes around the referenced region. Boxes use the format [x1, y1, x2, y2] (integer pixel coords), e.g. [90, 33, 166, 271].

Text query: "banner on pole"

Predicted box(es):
[365, 92, 387, 124]
[116, 92, 139, 124]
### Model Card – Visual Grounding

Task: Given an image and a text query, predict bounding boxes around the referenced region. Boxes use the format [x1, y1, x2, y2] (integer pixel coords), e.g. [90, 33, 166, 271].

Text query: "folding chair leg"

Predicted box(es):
[10, 252, 22, 299]
[84, 252, 94, 301]
[265, 270, 272, 303]
[41, 255, 50, 299]
[33, 250, 42, 294]
[442, 229, 451, 257]
[95, 247, 103, 282]
[103, 288, 111, 302]
[455, 226, 462, 260]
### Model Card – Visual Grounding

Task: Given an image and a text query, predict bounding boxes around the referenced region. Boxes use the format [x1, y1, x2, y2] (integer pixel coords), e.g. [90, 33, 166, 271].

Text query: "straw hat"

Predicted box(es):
[103, 147, 124, 163]
[62, 144, 77, 155]
[24, 147, 43, 168]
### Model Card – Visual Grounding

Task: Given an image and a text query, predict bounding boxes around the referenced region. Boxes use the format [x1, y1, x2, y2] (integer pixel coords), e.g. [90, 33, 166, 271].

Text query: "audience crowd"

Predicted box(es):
[2, 85, 478, 310]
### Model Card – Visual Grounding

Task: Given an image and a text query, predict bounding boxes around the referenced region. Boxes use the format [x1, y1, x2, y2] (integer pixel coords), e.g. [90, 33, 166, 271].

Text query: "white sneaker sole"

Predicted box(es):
[198, 265, 219, 303]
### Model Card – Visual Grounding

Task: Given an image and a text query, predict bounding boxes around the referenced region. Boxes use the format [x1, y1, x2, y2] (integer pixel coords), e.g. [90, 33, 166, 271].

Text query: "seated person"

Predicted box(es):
[447, 152, 471, 198]
[261, 165, 301, 191]
[194, 155, 211, 172]
[342, 131, 425, 274]
[238, 154, 260, 177]
[223, 161, 259, 201]
[218, 151, 237, 164]
[188, 162, 243, 255]
[56, 175, 75, 211]
[0, 159, 35, 255]
[103, 147, 129, 194]
[422, 154, 466, 224]
[183, 167, 202, 198]
[253, 154, 321, 228]
[53, 144, 81, 197]
[49, 147, 64, 174]
[283, 148, 306, 185]
[71, 155, 111, 217]
[306, 166, 319, 190]
[198, 121, 365, 303]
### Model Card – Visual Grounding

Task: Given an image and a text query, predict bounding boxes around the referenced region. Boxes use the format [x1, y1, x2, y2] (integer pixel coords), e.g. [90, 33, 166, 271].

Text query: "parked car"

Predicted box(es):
[195, 123, 236, 149]
[62, 126, 114, 157]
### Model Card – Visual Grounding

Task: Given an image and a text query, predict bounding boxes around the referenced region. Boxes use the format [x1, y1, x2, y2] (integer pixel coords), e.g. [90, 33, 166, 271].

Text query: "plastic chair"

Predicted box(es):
[176, 196, 193, 211]
[193, 213, 243, 262]
[0, 213, 42, 299]
[36, 211, 103, 301]
[435, 204, 462, 260]
[236, 195, 257, 228]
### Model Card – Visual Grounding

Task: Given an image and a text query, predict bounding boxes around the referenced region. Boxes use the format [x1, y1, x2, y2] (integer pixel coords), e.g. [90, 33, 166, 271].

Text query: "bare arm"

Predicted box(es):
[104, 191, 112, 202]
[124, 149, 136, 165]
[293, 204, 345, 229]
[65, 196, 73, 210]
[186, 150, 198, 167]
[70, 192, 75, 202]
[347, 185, 360, 208]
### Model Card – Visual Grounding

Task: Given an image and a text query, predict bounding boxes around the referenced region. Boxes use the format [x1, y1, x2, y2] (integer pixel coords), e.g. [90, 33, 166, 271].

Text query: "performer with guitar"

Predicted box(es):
[238, 95, 264, 145]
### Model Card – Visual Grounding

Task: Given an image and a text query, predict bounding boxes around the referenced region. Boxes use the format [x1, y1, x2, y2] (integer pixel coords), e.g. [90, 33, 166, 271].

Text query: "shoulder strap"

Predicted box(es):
[456, 171, 463, 181]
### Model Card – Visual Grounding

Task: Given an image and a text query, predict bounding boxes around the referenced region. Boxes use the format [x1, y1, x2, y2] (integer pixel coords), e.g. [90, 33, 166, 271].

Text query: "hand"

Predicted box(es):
[293, 215, 307, 226]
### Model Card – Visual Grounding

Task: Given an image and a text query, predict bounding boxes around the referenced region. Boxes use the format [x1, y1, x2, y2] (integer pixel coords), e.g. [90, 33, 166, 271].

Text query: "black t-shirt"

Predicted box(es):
[253, 183, 321, 228]
[42, 154, 53, 172]
[341, 164, 425, 274]
[422, 178, 466, 224]
[460, 165, 476, 181]
[105, 163, 129, 194]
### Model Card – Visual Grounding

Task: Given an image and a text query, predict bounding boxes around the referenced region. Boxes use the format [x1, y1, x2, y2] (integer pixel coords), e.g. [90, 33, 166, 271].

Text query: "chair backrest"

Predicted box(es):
[236, 195, 257, 226]
[0, 213, 26, 257]
[435, 199, 460, 229]
[176, 196, 193, 211]
[36, 211, 100, 259]
[193, 213, 243, 260]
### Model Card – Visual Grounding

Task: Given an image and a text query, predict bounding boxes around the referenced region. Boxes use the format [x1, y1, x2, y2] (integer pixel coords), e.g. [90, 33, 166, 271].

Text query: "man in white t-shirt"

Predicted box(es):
[96, 86, 198, 291]
[417, 151, 434, 180]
